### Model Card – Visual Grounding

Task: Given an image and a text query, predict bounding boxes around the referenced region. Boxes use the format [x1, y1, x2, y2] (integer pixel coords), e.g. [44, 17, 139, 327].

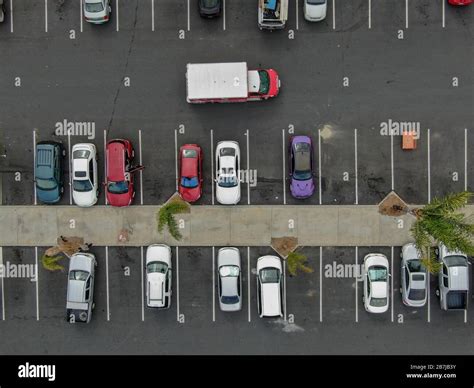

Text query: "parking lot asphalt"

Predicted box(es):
[0, 1, 472, 355]
[1, 244, 474, 355]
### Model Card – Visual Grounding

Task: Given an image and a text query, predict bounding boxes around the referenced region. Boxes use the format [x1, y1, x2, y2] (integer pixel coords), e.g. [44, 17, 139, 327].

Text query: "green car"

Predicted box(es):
[35, 141, 65, 204]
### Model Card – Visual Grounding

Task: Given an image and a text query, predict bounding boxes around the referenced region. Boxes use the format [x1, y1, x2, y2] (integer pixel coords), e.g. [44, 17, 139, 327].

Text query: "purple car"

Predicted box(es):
[289, 135, 315, 199]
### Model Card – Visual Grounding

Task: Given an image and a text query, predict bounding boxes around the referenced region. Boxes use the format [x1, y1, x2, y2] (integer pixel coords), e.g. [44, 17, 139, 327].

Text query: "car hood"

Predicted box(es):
[290, 178, 314, 198]
[73, 190, 97, 207]
[179, 185, 201, 203]
[305, 4, 327, 19]
[107, 191, 132, 207]
[216, 186, 240, 205]
[36, 185, 61, 204]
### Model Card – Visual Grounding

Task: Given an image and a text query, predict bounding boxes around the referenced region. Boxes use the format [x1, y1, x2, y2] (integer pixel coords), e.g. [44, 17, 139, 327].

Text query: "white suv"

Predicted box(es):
[256, 255, 283, 318]
[72, 143, 98, 207]
[146, 244, 172, 309]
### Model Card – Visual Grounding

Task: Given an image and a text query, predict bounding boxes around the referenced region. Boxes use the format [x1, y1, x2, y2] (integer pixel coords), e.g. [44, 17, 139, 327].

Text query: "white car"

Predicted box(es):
[84, 0, 111, 24]
[72, 143, 98, 207]
[217, 247, 242, 312]
[304, 0, 327, 22]
[215, 141, 241, 205]
[256, 255, 283, 318]
[363, 253, 390, 314]
[146, 244, 172, 309]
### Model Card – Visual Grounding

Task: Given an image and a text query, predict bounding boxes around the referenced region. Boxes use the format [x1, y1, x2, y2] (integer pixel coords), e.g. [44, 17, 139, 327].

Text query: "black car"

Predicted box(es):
[199, 0, 221, 18]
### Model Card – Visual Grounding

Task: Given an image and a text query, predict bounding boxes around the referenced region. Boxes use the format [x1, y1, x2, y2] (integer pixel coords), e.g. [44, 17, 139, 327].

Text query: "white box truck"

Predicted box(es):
[186, 62, 280, 104]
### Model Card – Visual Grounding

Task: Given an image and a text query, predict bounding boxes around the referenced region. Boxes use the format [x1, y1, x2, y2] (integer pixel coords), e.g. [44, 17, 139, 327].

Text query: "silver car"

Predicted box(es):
[400, 243, 427, 307]
[66, 253, 97, 323]
[217, 247, 242, 312]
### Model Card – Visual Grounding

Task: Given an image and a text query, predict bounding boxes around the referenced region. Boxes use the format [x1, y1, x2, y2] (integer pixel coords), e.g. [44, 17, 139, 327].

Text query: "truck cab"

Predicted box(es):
[436, 244, 469, 311]
[258, 0, 288, 30]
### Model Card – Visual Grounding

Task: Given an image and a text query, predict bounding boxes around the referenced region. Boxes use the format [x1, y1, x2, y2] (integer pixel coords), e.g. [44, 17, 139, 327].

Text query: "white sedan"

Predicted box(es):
[84, 0, 111, 24]
[363, 253, 390, 314]
[215, 141, 241, 205]
[304, 0, 327, 22]
[146, 244, 172, 309]
[72, 143, 98, 207]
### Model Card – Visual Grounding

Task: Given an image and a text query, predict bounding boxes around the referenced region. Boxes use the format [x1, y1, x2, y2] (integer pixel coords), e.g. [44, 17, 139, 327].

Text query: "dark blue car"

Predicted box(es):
[35, 141, 65, 204]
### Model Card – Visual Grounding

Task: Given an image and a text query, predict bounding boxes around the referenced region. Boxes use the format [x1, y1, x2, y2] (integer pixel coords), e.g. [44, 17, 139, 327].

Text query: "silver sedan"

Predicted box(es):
[400, 243, 427, 307]
[217, 247, 242, 312]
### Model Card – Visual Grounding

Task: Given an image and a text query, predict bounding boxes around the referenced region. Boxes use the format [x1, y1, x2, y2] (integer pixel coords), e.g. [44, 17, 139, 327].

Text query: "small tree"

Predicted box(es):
[411, 191, 474, 274]
[287, 251, 313, 277]
[41, 254, 64, 272]
[157, 201, 189, 241]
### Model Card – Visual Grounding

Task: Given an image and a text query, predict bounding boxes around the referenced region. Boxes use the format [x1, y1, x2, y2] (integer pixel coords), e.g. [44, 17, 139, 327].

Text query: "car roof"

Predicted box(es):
[371, 282, 387, 298]
[181, 150, 198, 177]
[107, 140, 126, 181]
[67, 280, 87, 303]
[448, 266, 469, 290]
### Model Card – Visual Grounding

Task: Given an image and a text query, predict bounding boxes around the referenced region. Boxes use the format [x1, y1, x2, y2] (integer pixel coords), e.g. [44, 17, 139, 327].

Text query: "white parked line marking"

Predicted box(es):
[9, 0, 13, 33]
[465, 128, 468, 191]
[355, 246, 358, 323]
[106, 246, 110, 321]
[141, 246, 144, 321]
[368, 0, 371, 29]
[210, 130, 215, 205]
[44, 0, 48, 33]
[176, 246, 180, 322]
[405, 0, 409, 29]
[246, 129, 250, 205]
[68, 130, 72, 205]
[174, 129, 178, 191]
[116, 0, 119, 32]
[427, 129, 431, 203]
[151, 0, 155, 31]
[104, 130, 107, 205]
[212, 247, 216, 322]
[187, 0, 190, 31]
[247, 247, 251, 322]
[391, 247, 394, 323]
[427, 270, 430, 323]
[80, 0, 83, 33]
[319, 246, 322, 322]
[282, 129, 286, 205]
[332, 0, 336, 30]
[33, 130, 37, 205]
[283, 256, 287, 321]
[35, 247, 39, 320]
[296, 0, 299, 30]
[139, 129, 143, 205]
[223, 0, 226, 30]
[442, 0, 445, 28]
[0, 248, 4, 320]
[318, 129, 322, 205]
[391, 130, 394, 191]
[354, 128, 358, 204]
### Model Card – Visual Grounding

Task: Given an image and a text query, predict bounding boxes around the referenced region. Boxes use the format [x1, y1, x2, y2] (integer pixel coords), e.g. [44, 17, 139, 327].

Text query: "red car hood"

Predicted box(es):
[107, 191, 133, 207]
[179, 186, 201, 203]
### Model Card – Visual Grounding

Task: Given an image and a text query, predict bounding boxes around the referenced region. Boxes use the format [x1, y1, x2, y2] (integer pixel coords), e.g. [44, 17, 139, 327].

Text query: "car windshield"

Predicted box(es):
[408, 289, 426, 301]
[73, 179, 93, 192]
[368, 266, 387, 282]
[203, 0, 219, 6]
[445, 255, 467, 267]
[370, 297, 387, 307]
[69, 270, 89, 281]
[181, 176, 199, 189]
[36, 178, 57, 191]
[219, 265, 240, 277]
[147, 261, 168, 274]
[258, 70, 270, 94]
[293, 142, 312, 180]
[221, 295, 240, 304]
[308, 0, 326, 4]
[73, 150, 90, 159]
[407, 259, 425, 273]
[218, 169, 238, 187]
[260, 268, 280, 284]
[108, 180, 129, 194]
[85, 2, 104, 12]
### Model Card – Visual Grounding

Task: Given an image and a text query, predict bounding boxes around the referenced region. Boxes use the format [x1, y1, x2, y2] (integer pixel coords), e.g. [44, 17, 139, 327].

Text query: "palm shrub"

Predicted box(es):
[287, 251, 313, 277]
[157, 201, 189, 241]
[410, 191, 474, 274]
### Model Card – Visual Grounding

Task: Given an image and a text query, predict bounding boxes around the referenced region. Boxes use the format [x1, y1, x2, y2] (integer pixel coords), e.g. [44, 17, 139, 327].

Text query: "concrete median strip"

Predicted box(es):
[0, 205, 473, 247]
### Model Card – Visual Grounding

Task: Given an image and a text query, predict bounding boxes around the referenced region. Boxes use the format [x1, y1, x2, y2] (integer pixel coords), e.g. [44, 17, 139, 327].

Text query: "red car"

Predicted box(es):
[106, 139, 135, 207]
[448, 0, 472, 5]
[178, 144, 203, 203]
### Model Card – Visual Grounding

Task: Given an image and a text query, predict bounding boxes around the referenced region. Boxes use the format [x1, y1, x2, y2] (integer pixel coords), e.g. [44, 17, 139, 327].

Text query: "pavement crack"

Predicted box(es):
[107, 0, 139, 131]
